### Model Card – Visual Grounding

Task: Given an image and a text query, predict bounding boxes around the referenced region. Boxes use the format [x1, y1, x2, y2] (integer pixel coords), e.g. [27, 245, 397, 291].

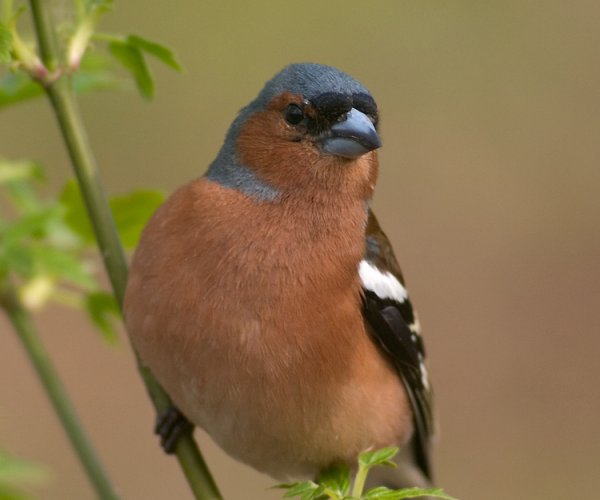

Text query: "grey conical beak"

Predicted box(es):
[321, 108, 381, 159]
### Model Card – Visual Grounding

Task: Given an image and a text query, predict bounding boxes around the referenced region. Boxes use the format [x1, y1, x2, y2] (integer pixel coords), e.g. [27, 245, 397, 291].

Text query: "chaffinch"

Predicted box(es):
[124, 63, 434, 487]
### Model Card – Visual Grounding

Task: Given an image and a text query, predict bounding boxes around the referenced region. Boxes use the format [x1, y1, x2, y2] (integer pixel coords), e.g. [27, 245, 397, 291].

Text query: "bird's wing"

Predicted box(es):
[360, 209, 435, 480]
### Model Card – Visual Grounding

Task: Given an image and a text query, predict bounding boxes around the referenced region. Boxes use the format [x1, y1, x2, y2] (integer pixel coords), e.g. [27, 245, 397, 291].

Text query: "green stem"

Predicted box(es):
[27, 0, 58, 71]
[27, 1, 222, 498]
[351, 464, 369, 498]
[322, 487, 341, 499]
[0, 279, 119, 500]
[45, 79, 129, 306]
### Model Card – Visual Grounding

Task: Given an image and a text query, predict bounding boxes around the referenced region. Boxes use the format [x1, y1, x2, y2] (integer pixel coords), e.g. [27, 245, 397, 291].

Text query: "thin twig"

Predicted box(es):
[26, 1, 222, 498]
[0, 278, 119, 500]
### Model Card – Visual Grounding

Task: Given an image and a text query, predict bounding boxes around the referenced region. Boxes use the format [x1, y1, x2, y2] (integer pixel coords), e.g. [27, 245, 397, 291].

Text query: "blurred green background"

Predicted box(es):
[1, 1, 599, 499]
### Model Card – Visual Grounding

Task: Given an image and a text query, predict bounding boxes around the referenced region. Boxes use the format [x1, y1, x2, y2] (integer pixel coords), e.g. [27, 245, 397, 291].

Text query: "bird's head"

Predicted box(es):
[206, 63, 381, 201]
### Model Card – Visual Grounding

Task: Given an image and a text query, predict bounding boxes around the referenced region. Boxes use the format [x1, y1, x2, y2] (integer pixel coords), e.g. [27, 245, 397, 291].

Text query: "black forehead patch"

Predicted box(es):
[311, 92, 353, 122]
[353, 93, 378, 117]
[309, 91, 379, 126]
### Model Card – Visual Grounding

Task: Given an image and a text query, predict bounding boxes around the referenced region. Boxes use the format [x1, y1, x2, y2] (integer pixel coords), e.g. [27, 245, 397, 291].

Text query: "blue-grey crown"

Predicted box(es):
[254, 63, 370, 108]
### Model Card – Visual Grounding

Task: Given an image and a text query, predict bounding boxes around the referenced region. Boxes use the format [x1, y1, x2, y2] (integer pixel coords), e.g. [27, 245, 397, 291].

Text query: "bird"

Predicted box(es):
[124, 63, 434, 488]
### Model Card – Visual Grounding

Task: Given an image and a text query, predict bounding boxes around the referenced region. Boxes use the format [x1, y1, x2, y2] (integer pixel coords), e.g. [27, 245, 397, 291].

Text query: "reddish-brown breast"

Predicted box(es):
[124, 154, 411, 479]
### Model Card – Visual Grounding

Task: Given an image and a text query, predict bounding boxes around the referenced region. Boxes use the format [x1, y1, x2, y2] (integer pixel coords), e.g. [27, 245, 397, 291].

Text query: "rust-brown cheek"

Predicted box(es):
[235, 94, 379, 199]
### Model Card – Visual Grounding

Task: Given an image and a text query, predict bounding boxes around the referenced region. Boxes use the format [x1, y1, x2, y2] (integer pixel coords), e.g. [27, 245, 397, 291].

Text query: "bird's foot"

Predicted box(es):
[154, 405, 192, 454]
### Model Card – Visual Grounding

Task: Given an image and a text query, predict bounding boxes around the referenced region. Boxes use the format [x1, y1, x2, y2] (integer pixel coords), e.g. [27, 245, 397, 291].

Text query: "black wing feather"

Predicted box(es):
[361, 210, 434, 480]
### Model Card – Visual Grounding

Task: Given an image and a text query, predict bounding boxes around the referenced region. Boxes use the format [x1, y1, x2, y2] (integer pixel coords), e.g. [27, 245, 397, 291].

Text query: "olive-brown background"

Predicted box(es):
[1, 2, 599, 499]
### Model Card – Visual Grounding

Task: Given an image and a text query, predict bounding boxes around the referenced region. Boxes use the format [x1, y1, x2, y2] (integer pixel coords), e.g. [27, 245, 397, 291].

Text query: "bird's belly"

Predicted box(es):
[164, 316, 414, 480]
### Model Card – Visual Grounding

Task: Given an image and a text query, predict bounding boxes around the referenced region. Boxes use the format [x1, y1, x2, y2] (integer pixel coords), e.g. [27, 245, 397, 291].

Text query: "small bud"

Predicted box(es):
[67, 23, 92, 71]
[20, 276, 55, 310]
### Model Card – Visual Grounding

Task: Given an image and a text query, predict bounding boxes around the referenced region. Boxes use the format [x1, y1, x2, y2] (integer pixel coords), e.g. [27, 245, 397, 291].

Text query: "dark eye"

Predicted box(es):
[284, 104, 305, 125]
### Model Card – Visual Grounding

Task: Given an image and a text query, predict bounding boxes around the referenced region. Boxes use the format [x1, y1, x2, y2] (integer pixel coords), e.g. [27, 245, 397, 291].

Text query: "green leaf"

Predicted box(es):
[85, 291, 120, 343]
[58, 180, 95, 244]
[0, 449, 50, 487]
[0, 160, 44, 184]
[364, 486, 393, 498]
[72, 67, 126, 94]
[278, 481, 319, 498]
[358, 447, 399, 469]
[364, 487, 459, 500]
[0, 54, 125, 110]
[3, 182, 41, 213]
[127, 35, 183, 72]
[30, 245, 96, 289]
[0, 243, 33, 277]
[0, 72, 43, 109]
[316, 463, 350, 497]
[60, 180, 163, 249]
[108, 40, 153, 99]
[78, 51, 115, 72]
[72, 52, 125, 94]
[0, 159, 45, 213]
[109, 189, 163, 249]
[70, 52, 127, 94]
[0, 484, 29, 500]
[307, 485, 326, 500]
[2, 207, 62, 244]
[0, 23, 11, 63]
[273, 483, 297, 489]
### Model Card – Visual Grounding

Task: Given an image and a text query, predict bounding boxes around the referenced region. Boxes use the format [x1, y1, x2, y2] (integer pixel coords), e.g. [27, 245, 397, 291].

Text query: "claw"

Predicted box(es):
[154, 406, 192, 454]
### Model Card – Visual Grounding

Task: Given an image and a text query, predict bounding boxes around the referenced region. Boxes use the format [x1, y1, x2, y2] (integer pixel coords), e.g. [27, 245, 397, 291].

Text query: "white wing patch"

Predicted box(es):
[359, 260, 408, 303]
[419, 361, 430, 389]
[409, 315, 421, 334]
